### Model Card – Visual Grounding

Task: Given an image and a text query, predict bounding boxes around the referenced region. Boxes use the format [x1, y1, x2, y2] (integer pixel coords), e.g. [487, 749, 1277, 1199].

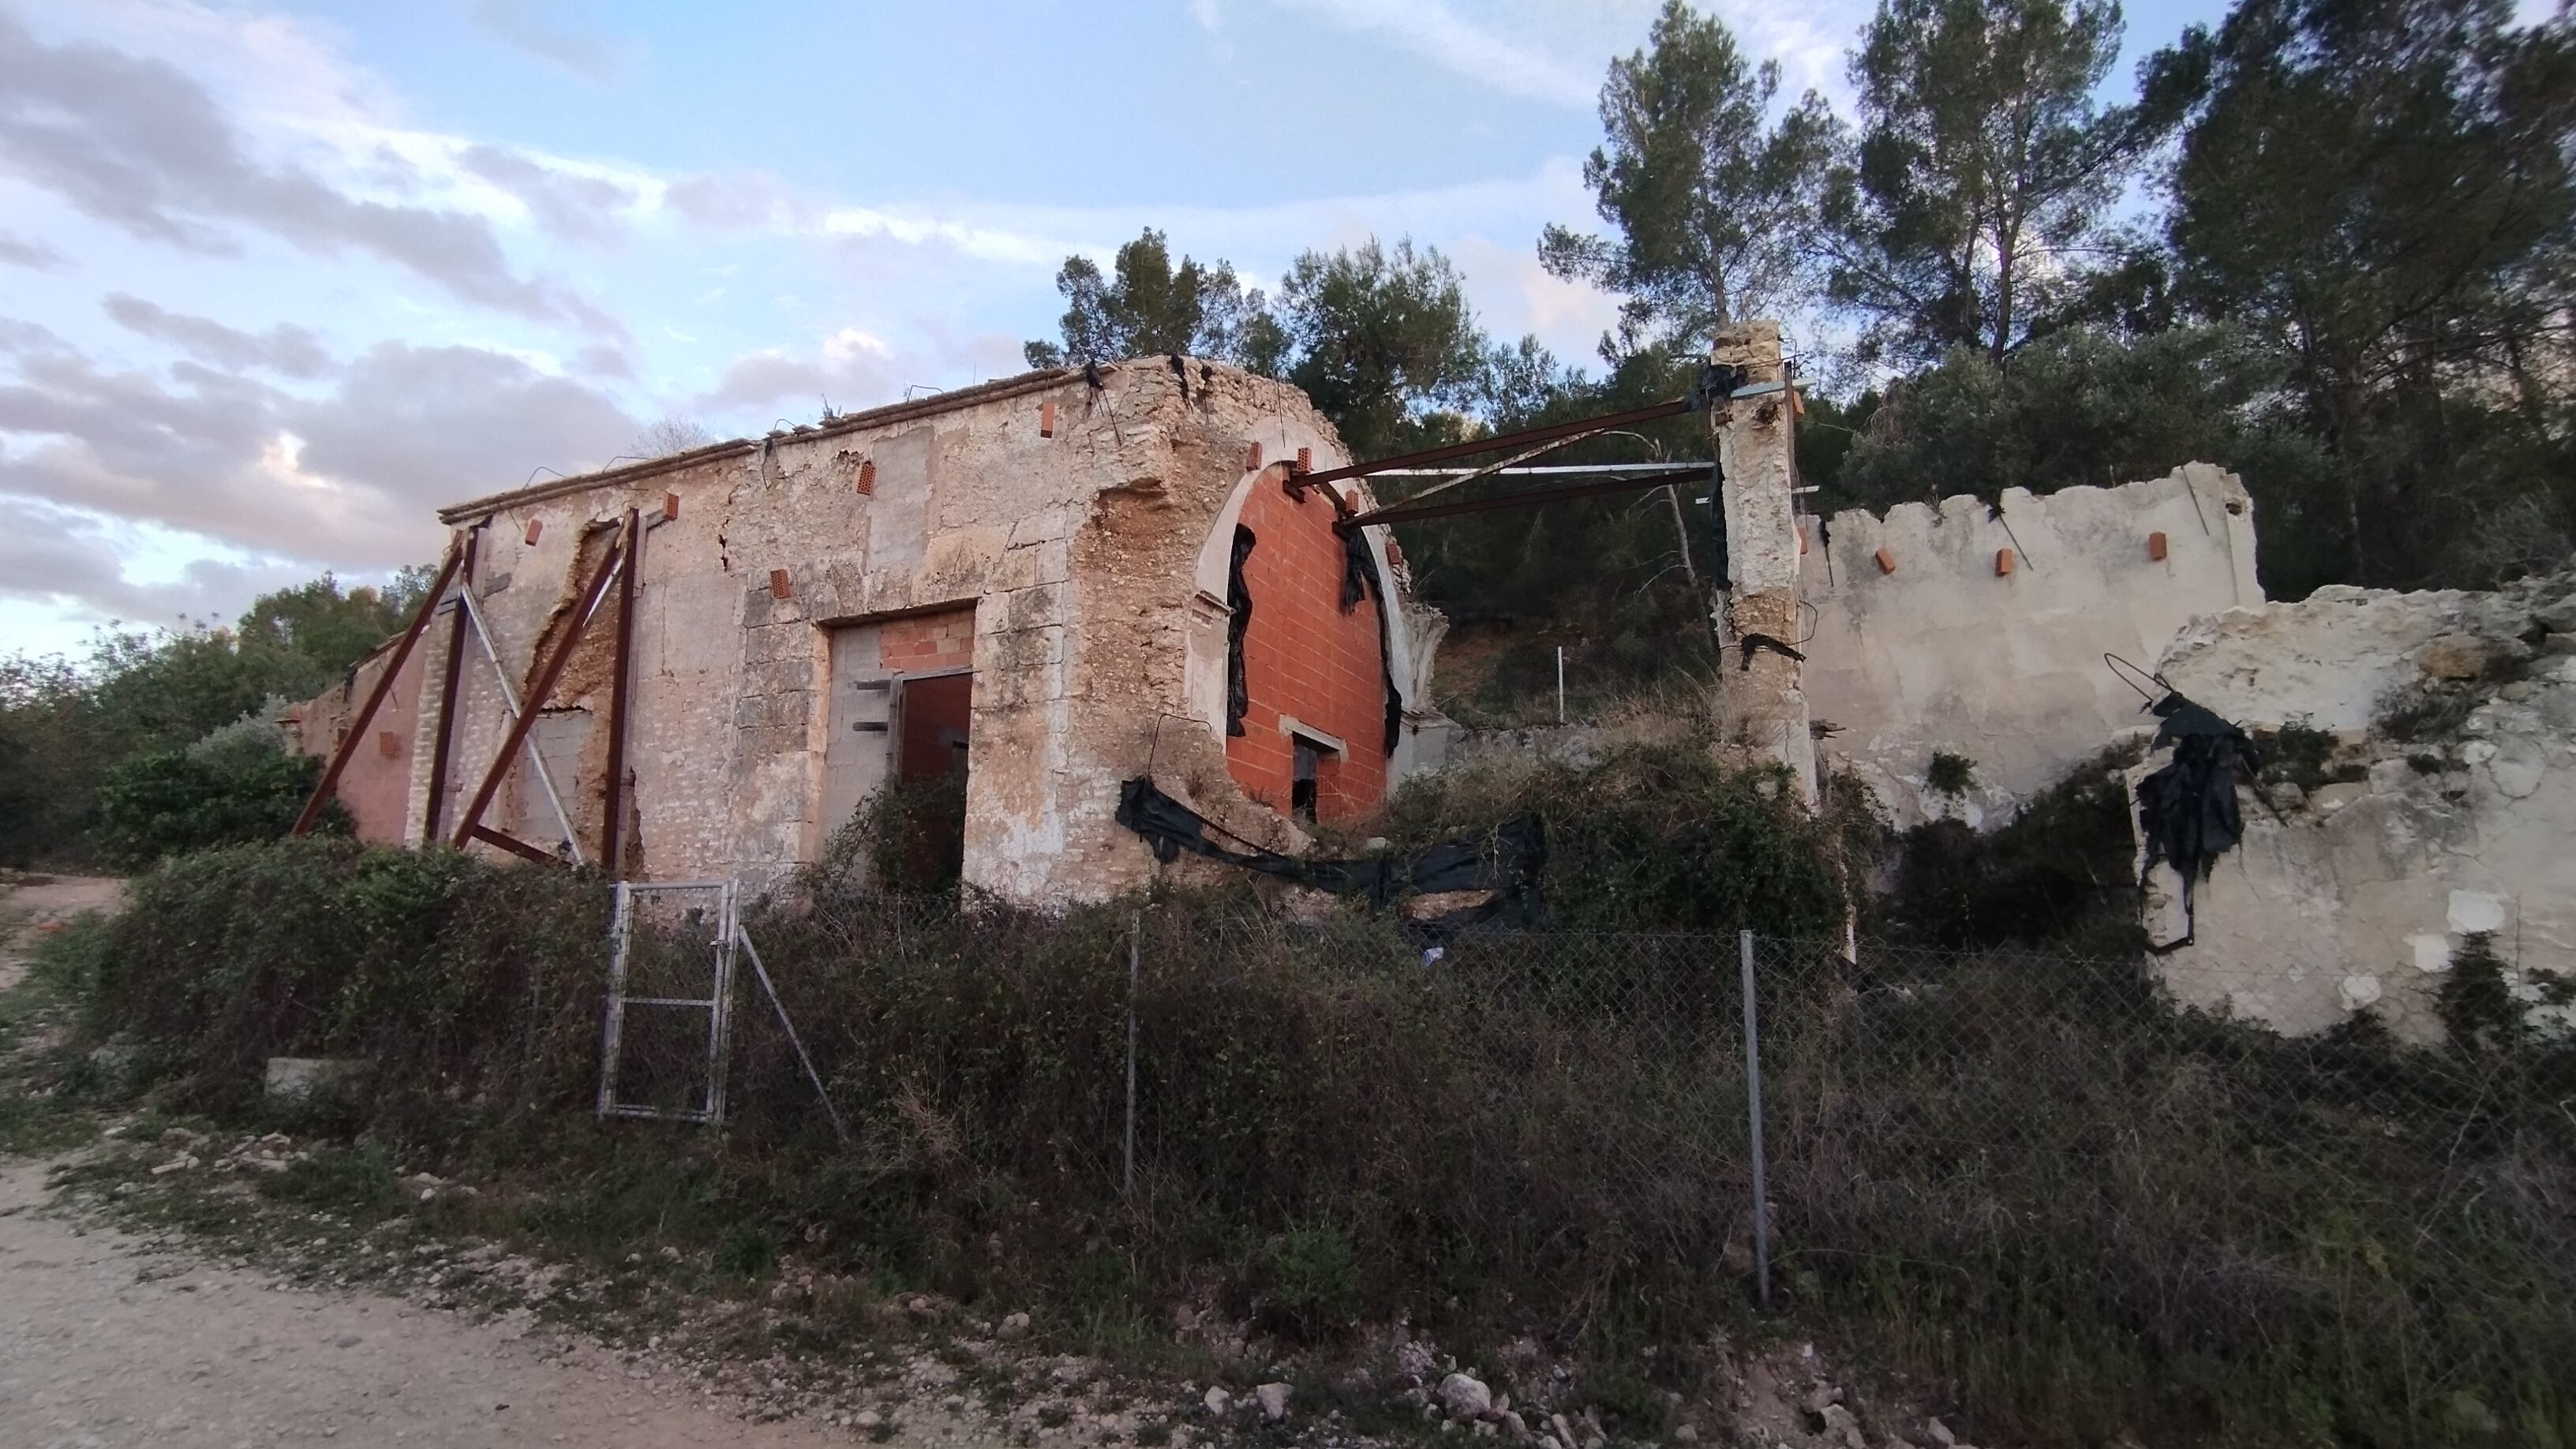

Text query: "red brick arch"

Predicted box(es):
[1222, 476, 1389, 822]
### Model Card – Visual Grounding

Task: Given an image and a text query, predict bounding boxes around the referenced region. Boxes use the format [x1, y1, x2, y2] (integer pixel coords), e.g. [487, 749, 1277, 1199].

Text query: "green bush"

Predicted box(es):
[1381, 737, 1853, 934]
[48, 769, 2574, 1447]
[1889, 743, 2146, 953]
[93, 744, 347, 868]
[72, 838, 606, 1118]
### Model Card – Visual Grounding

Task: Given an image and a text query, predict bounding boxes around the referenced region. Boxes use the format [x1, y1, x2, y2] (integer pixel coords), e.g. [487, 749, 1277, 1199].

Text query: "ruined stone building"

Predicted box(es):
[1691, 324, 2570, 1042]
[288, 361, 1447, 901]
[293, 322, 2572, 1042]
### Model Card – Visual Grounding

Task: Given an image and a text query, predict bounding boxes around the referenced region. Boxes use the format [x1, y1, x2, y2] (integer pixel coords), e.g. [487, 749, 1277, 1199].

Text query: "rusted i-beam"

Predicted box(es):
[467, 822, 562, 865]
[449, 536, 627, 852]
[289, 537, 465, 837]
[599, 508, 641, 875]
[1290, 397, 1697, 492]
[1336, 466, 1709, 530]
[419, 526, 481, 845]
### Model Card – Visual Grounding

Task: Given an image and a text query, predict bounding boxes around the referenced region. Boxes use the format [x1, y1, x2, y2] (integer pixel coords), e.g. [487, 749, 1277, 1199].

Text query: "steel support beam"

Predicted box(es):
[419, 526, 481, 845]
[451, 537, 626, 852]
[455, 574, 587, 861]
[600, 508, 641, 875]
[1291, 396, 1696, 492]
[1337, 466, 1710, 530]
[289, 536, 464, 837]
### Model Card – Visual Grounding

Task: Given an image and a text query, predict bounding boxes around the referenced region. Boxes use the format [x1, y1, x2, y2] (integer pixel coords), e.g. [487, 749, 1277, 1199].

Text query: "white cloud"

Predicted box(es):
[467, 0, 634, 83]
[1273, 0, 1603, 107]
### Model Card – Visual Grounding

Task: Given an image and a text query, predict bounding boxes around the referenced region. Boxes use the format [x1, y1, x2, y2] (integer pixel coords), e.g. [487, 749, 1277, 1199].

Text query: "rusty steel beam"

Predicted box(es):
[599, 508, 640, 875]
[449, 537, 627, 852]
[419, 526, 481, 845]
[468, 822, 563, 866]
[1291, 397, 1696, 492]
[1338, 467, 1709, 530]
[289, 537, 464, 837]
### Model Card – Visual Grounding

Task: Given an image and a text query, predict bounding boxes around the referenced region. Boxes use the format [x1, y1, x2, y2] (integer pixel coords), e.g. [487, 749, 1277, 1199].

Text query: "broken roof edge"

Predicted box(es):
[1813, 460, 2251, 532]
[436, 364, 1090, 523]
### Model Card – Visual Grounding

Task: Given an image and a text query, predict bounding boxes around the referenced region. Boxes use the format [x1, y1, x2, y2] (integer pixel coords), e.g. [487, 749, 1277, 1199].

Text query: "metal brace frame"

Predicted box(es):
[454, 583, 586, 863]
[597, 880, 738, 1124]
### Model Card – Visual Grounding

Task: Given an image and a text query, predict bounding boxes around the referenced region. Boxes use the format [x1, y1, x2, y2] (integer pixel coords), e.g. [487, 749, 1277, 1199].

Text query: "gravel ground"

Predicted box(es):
[0, 874, 122, 994]
[0, 1160, 907, 1449]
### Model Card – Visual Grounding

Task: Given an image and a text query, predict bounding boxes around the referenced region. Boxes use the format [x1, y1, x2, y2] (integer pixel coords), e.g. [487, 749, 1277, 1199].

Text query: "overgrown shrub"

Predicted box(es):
[1888, 743, 2146, 953]
[69, 838, 607, 1118]
[93, 743, 347, 868]
[45, 760, 2576, 1447]
[1380, 736, 1852, 934]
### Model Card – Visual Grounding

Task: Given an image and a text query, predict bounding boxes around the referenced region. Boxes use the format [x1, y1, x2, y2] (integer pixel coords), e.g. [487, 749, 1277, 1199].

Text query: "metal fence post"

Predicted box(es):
[1124, 909, 1140, 1201]
[1739, 928, 1773, 1312]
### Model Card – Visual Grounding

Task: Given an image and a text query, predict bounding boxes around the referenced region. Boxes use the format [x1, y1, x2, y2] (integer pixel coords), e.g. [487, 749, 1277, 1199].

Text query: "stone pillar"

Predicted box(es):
[1709, 321, 1818, 804]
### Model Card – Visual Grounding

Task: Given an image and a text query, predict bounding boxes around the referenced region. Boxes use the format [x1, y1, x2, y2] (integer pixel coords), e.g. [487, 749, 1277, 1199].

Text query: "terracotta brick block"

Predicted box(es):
[2147, 531, 2170, 561]
[524, 517, 543, 545]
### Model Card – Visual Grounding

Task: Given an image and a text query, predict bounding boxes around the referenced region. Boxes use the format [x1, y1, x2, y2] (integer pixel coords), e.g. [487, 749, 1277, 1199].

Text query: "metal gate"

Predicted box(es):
[597, 881, 738, 1124]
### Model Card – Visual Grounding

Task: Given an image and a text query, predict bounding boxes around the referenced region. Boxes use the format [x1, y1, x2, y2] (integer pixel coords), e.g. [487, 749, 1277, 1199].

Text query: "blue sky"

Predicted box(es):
[0, 0, 2255, 662]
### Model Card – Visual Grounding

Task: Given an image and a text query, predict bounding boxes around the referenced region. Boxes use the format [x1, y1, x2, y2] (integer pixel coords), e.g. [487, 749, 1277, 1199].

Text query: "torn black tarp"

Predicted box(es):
[1336, 523, 1406, 753]
[1225, 526, 1255, 737]
[1115, 776, 1545, 927]
[2134, 690, 2263, 952]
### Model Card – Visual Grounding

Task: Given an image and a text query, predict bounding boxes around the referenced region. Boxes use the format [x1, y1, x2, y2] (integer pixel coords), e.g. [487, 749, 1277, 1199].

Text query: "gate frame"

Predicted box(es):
[597, 879, 738, 1124]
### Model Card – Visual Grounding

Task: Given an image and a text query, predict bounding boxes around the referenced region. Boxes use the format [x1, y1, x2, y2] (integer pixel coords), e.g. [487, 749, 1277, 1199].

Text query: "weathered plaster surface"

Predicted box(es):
[1800, 463, 2260, 826]
[1709, 322, 1817, 800]
[283, 635, 424, 844]
[2139, 575, 2576, 1038]
[341, 361, 1443, 904]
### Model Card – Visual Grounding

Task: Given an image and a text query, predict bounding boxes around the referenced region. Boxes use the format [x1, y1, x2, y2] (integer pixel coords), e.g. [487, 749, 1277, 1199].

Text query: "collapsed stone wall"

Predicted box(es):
[1799, 462, 2261, 826]
[2137, 575, 2576, 1039]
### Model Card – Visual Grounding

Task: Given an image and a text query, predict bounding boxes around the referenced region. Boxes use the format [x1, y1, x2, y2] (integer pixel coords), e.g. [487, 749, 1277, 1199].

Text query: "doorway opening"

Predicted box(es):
[1286, 721, 1341, 826]
[888, 666, 972, 889]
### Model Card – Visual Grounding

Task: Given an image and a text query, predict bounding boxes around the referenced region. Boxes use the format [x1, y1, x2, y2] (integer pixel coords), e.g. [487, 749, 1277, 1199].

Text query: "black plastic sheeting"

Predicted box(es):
[2134, 690, 2263, 952]
[1115, 776, 1545, 929]
[1225, 525, 1255, 737]
[1338, 523, 1406, 752]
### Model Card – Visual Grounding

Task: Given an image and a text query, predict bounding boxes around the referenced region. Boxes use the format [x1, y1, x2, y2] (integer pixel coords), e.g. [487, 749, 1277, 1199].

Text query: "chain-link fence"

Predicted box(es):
[1748, 933, 2574, 1443]
[668, 898, 2572, 1440]
[597, 881, 736, 1123]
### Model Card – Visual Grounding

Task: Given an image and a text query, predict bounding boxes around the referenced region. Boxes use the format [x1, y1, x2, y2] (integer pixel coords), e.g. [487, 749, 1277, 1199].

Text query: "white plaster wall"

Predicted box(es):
[2140, 575, 2576, 1039]
[1800, 463, 2260, 826]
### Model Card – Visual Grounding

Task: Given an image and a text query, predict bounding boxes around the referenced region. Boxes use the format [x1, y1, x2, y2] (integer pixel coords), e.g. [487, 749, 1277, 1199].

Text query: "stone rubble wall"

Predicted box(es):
[2138, 575, 2576, 1039]
[1799, 462, 2261, 827]
[354, 360, 1443, 904]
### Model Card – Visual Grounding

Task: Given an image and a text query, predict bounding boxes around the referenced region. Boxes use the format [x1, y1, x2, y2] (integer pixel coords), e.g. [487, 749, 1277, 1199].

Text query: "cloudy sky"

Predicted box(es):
[0, 0, 2243, 661]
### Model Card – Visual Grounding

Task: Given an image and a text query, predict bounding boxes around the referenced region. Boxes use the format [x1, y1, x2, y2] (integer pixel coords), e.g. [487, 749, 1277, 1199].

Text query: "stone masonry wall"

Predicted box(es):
[388, 360, 1419, 904]
[283, 635, 425, 845]
[2137, 575, 2576, 1039]
[1799, 462, 2262, 826]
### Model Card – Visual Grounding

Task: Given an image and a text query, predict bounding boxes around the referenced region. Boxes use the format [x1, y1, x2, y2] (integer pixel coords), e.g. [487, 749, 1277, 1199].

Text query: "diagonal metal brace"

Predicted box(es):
[451, 529, 628, 853]
[455, 582, 586, 863]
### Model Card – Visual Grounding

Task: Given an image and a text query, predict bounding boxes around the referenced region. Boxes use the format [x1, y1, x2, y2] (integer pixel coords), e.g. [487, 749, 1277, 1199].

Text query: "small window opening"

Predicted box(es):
[1291, 736, 1335, 824]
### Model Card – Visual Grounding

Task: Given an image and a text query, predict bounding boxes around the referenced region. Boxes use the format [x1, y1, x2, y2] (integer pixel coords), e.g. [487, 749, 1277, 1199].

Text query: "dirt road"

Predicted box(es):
[0, 874, 124, 994]
[0, 1163, 876, 1449]
[0, 876, 953, 1448]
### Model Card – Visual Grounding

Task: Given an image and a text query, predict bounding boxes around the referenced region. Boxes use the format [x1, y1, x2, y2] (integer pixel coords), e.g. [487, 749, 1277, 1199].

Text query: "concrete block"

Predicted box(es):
[265, 1057, 371, 1106]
